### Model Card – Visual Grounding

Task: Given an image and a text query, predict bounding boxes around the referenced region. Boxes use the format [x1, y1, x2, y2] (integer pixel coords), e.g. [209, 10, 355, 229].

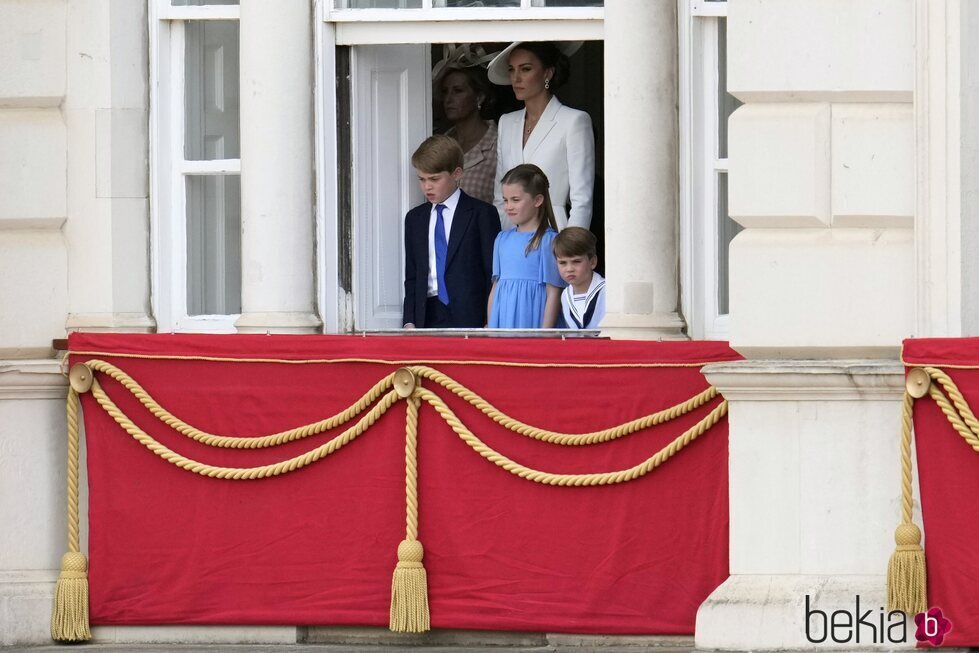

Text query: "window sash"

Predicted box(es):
[327, 5, 602, 19]
[679, 1, 736, 340]
[151, 0, 242, 333]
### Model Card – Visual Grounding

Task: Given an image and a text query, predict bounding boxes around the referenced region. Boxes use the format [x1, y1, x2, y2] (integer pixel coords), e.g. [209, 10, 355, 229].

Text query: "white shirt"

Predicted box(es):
[427, 187, 461, 298]
[561, 272, 606, 329]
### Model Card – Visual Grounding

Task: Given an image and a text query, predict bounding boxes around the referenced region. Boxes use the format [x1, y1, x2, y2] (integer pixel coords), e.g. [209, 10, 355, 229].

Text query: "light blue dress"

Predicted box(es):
[489, 228, 565, 328]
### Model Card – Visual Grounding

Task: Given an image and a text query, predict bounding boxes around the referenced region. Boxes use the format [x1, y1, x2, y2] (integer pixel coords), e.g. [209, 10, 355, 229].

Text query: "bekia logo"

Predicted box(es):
[915, 607, 952, 647]
[804, 595, 953, 646]
[804, 595, 906, 645]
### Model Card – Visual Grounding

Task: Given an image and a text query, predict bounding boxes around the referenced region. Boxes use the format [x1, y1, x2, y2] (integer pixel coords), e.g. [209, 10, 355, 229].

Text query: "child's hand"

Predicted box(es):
[403, 323, 416, 329]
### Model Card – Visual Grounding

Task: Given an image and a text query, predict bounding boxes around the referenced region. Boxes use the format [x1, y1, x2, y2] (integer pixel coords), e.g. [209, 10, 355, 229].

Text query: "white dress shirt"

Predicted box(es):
[427, 187, 461, 298]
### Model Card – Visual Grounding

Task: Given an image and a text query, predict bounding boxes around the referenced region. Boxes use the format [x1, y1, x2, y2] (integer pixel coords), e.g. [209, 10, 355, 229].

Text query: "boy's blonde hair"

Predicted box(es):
[552, 226, 597, 259]
[411, 134, 464, 174]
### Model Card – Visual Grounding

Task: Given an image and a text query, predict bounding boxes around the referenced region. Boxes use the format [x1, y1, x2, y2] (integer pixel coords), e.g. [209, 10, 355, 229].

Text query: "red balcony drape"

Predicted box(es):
[70, 333, 737, 634]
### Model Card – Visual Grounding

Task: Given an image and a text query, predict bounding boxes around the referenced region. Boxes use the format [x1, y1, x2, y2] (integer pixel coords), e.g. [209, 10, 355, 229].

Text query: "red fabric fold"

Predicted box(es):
[70, 333, 737, 634]
[903, 338, 979, 646]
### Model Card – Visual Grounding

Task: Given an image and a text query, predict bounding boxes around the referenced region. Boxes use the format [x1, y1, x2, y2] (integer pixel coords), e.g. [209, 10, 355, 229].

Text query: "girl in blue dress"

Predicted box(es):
[487, 164, 565, 328]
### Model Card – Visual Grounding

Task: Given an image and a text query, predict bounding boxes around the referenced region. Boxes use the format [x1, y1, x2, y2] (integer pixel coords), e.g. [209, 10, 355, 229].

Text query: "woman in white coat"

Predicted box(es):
[488, 41, 595, 230]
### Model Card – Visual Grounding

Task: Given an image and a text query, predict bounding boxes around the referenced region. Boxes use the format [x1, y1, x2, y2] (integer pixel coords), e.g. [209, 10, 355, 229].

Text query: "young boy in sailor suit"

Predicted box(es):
[552, 227, 606, 330]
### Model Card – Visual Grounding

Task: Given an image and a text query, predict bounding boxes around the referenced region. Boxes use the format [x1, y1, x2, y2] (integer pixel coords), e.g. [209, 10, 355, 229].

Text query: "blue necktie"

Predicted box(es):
[435, 203, 449, 304]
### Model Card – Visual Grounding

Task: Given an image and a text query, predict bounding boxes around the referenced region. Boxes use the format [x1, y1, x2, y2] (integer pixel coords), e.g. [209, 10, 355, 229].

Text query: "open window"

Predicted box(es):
[322, 5, 604, 331]
[150, 0, 242, 333]
[680, 0, 742, 340]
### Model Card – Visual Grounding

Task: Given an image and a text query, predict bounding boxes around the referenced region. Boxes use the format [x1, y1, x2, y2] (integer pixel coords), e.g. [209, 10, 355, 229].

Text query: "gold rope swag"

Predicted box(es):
[888, 366, 979, 614]
[51, 384, 91, 642]
[54, 359, 728, 641]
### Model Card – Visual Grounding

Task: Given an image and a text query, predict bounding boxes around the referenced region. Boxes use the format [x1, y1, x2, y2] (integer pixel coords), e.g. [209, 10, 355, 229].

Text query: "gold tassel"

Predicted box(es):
[389, 539, 430, 633]
[51, 551, 91, 642]
[887, 522, 927, 615]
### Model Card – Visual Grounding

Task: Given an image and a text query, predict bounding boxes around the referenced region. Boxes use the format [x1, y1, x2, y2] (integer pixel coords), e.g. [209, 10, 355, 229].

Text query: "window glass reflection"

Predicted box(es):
[338, 0, 423, 7]
[186, 175, 242, 315]
[172, 0, 239, 5]
[184, 20, 240, 160]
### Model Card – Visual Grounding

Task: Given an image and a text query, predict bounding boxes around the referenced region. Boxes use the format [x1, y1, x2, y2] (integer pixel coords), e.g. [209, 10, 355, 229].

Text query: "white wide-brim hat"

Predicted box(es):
[486, 40, 584, 86]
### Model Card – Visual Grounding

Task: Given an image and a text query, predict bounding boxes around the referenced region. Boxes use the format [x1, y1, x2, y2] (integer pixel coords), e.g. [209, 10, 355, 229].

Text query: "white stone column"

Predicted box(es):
[914, 0, 979, 337]
[696, 362, 912, 651]
[236, 0, 320, 333]
[695, 1, 919, 650]
[601, 0, 685, 339]
[64, 0, 154, 333]
[0, 0, 69, 358]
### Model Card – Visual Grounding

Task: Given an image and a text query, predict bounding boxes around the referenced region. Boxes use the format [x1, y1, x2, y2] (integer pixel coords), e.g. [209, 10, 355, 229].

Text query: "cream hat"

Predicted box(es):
[486, 41, 584, 86]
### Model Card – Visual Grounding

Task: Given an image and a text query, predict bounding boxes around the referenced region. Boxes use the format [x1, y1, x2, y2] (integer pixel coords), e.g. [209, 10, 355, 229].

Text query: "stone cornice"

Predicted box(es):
[702, 359, 905, 401]
[0, 359, 67, 400]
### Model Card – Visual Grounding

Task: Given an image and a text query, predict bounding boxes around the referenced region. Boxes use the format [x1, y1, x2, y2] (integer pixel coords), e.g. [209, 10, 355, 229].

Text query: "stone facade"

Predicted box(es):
[1, 0, 975, 648]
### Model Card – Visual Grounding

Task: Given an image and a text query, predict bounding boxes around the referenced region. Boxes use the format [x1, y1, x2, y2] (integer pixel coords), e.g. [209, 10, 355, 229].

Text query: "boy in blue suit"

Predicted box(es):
[403, 135, 501, 329]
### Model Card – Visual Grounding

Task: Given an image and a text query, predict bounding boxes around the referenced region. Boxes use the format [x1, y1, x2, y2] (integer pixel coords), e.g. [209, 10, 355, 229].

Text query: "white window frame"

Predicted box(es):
[679, 0, 733, 340]
[315, 3, 603, 332]
[149, 0, 242, 334]
[325, 3, 603, 44]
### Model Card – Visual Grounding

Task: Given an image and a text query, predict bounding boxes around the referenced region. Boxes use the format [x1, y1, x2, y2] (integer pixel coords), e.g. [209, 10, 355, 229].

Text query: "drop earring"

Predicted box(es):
[544, 78, 550, 90]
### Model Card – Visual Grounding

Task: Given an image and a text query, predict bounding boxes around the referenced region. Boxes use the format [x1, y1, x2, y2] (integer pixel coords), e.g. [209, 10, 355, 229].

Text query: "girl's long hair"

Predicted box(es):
[501, 164, 558, 255]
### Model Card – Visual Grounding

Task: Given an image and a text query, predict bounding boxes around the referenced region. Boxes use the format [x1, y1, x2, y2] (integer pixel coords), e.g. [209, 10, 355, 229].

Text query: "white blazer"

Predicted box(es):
[494, 96, 595, 230]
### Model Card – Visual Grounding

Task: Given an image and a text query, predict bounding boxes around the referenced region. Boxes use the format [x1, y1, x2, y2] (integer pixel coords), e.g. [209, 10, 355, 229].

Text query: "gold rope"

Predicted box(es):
[887, 365, 979, 614]
[69, 349, 722, 369]
[390, 394, 429, 633]
[59, 359, 731, 640]
[86, 359, 395, 449]
[415, 387, 727, 486]
[89, 377, 401, 479]
[51, 387, 91, 642]
[81, 360, 716, 450]
[412, 365, 717, 446]
[80, 362, 726, 480]
[887, 390, 926, 615]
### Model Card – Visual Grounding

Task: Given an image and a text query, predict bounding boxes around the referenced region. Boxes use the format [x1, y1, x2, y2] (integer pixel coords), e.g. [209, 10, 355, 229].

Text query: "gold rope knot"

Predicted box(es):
[390, 539, 430, 632]
[397, 539, 424, 564]
[894, 522, 921, 547]
[51, 552, 91, 642]
[60, 552, 87, 573]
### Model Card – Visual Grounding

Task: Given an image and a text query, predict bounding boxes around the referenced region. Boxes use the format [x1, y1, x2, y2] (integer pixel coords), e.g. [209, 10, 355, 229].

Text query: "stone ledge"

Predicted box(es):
[702, 359, 904, 401]
[235, 311, 323, 334]
[66, 312, 157, 331]
[0, 358, 65, 400]
[303, 626, 545, 647]
[695, 574, 916, 651]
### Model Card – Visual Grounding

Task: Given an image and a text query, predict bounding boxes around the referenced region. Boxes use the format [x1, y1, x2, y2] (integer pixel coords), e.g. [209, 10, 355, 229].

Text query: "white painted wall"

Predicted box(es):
[0, 0, 65, 109]
[601, 0, 685, 338]
[236, 0, 320, 333]
[959, 1, 979, 334]
[726, 0, 913, 359]
[697, 1, 921, 650]
[728, 0, 912, 103]
[64, 0, 153, 331]
[0, 0, 971, 649]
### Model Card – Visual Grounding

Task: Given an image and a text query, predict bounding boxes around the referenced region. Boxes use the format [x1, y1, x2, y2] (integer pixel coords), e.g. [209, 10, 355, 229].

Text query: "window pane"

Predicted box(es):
[185, 21, 240, 160]
[534, 0, 603, 5]
[717, 18, 742, 159]
[186, 175, 241, 316]
[338, 0, 423, 7]
[172, 0, 239, 5]
[717, 172, 742, 316]
[441, 0, 521, 6]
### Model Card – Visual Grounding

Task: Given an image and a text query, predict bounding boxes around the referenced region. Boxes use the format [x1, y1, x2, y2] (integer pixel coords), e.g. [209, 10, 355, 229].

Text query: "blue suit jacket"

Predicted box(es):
[403, 190, 501, 328]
